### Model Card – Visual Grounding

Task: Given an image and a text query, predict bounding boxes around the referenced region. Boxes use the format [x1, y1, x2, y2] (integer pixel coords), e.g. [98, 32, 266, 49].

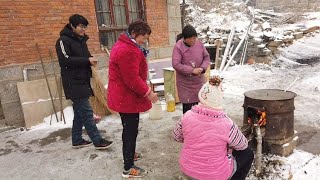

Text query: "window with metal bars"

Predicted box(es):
[95, 0, 145, 49]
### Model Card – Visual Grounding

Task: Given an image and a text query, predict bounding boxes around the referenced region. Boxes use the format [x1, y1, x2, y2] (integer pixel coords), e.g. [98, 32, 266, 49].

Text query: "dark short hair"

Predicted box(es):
[69, 14, 89, 28]
[176, 33, 183, 42]
[182, 25, 197, 39]
[128, 20, 152, 36]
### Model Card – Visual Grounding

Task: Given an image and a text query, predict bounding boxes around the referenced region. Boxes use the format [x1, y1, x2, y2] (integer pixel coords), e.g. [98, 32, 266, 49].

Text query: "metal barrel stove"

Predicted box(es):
[243, 89, 298, 156]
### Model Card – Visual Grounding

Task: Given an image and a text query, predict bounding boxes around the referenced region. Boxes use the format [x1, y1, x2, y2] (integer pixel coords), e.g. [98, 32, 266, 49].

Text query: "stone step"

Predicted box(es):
[0, 123, 15, 133]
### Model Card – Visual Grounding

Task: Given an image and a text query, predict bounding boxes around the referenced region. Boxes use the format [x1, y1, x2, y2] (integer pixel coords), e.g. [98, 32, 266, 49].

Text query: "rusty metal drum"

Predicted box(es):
[243, 89, 297, 142]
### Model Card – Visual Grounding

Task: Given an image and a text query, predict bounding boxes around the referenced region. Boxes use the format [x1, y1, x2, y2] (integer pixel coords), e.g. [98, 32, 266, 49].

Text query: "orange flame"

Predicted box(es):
[247, 111, 266, 127]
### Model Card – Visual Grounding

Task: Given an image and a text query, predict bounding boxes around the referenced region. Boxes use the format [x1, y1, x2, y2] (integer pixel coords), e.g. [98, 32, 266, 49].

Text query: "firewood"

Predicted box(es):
[255, 124, 262, 175]
[303, 26, 320, 34]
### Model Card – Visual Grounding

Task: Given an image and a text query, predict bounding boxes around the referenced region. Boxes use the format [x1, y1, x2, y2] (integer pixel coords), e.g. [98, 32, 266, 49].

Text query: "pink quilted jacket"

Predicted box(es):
[173, 105, 248, 180]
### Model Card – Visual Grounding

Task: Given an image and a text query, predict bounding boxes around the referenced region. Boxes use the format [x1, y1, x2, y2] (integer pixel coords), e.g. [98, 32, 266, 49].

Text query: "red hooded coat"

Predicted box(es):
[107, 33, 151, 113]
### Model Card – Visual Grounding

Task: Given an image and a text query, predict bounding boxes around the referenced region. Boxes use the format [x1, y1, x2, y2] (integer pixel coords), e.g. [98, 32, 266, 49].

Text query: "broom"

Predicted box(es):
[89, 65, 113, 118]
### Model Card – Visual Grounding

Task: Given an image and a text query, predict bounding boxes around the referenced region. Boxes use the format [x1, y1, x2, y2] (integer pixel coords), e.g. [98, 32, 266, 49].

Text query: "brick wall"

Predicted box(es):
[0, 0, 178, 127]
[0, 0, 102, 67]
[145, 0, 169, 47]
[0, 0, 172, 67]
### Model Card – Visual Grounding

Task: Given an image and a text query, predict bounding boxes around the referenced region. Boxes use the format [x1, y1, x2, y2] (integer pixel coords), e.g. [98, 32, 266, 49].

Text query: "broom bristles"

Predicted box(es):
[89, 66, 114, 117]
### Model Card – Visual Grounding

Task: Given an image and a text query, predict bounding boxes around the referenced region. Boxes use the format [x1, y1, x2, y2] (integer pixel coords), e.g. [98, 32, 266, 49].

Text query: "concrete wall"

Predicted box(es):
[147, 0, 182, 60]
[0, 53, 109, 127]
[0, 65, 24, 127]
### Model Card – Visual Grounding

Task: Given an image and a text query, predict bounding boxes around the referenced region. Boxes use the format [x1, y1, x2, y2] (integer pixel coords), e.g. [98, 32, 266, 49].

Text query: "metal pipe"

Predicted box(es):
[23, 66, 38, 81]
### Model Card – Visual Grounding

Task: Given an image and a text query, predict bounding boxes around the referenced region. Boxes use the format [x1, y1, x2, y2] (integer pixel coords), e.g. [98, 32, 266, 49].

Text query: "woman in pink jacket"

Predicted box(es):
[173, 76, 254, 180]
[107, 20, 158, 178]
[172, 25, 210, 114]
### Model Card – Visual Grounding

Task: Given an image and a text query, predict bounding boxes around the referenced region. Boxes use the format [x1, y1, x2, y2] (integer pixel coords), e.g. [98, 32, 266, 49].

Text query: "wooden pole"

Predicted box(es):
[214, 39, 221, 70]
[255, 124, 262, 175]
[104, 47, 111, 56]
[241, 9, 255, 65]
[49, 49, 66, 124]
[181, 0, 186, 29]
[222, 34, 247, 72]
[219, 28, 235, 71]
[35, 43, 59, 124]
[284, 77, 299, 92]
[240, 36, 249, 65]
[223, 10, 255, 72]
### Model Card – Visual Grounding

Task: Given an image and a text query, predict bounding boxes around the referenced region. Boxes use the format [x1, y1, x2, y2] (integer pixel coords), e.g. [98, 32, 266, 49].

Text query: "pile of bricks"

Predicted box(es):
[186, 1, 320, 65]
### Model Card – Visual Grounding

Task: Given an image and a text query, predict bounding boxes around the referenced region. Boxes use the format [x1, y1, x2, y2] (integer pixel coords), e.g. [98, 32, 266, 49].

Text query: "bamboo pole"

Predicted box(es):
[35, 43, 59, 124]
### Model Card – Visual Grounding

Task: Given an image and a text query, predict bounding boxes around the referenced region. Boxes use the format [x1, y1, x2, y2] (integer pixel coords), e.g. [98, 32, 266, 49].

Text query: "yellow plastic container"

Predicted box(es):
[166, 94, 176, 112]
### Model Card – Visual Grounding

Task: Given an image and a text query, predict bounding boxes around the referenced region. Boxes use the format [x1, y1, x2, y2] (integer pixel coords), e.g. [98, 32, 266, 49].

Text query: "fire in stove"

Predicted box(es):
[247, 106, 266, 127]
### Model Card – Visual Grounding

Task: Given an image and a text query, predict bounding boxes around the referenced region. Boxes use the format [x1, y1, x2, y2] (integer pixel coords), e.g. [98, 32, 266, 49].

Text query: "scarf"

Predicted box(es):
[126, 32, 149, 57]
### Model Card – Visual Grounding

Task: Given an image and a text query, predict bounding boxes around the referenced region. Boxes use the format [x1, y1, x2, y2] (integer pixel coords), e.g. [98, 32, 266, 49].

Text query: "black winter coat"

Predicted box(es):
[55, 24, 93, 99]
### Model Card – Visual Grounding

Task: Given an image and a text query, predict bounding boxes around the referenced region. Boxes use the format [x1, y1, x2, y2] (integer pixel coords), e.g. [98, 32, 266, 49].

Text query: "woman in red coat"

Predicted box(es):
[107, 20, 158, 178]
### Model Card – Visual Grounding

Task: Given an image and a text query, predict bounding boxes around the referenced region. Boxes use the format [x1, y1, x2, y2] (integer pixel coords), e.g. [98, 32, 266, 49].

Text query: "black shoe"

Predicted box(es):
[72, 139, 92, 149]
[94, 139, 113, 150]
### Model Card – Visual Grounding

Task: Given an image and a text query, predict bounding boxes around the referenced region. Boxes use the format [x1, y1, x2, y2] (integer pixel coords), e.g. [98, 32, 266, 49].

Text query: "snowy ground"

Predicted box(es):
[0, 33, 319, 180]
[1, 3, 320, 179]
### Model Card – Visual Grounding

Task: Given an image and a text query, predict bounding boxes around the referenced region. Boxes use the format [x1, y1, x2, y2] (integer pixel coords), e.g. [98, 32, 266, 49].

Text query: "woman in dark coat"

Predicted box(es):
[172, 25, 210, 114]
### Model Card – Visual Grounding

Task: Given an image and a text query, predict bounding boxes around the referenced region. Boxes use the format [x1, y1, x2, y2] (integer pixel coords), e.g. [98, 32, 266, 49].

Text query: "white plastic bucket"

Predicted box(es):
[149, 101, 163, 120]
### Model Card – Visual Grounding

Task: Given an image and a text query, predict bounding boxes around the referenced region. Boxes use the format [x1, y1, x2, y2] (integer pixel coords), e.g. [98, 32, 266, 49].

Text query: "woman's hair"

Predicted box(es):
[69, 14, 89, 28]
[176, 33, 183, 42]
[182, 25, 197, 39]
[176, 25, 197, 42]
[128, 20, 152, 36]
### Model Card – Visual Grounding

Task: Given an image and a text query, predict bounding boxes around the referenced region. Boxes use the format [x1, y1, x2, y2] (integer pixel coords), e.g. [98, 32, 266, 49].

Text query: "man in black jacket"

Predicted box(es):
[55, 14, 112, 149]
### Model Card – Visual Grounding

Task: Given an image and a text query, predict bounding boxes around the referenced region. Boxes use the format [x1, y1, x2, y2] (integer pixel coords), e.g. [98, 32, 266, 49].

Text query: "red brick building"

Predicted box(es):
[0, 0, 181, 127]
[0, 0, 181, 66]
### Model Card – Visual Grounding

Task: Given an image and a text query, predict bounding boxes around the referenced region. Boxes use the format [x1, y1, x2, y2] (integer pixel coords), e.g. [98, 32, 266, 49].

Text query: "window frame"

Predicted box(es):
[94, 0, 145, 48]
